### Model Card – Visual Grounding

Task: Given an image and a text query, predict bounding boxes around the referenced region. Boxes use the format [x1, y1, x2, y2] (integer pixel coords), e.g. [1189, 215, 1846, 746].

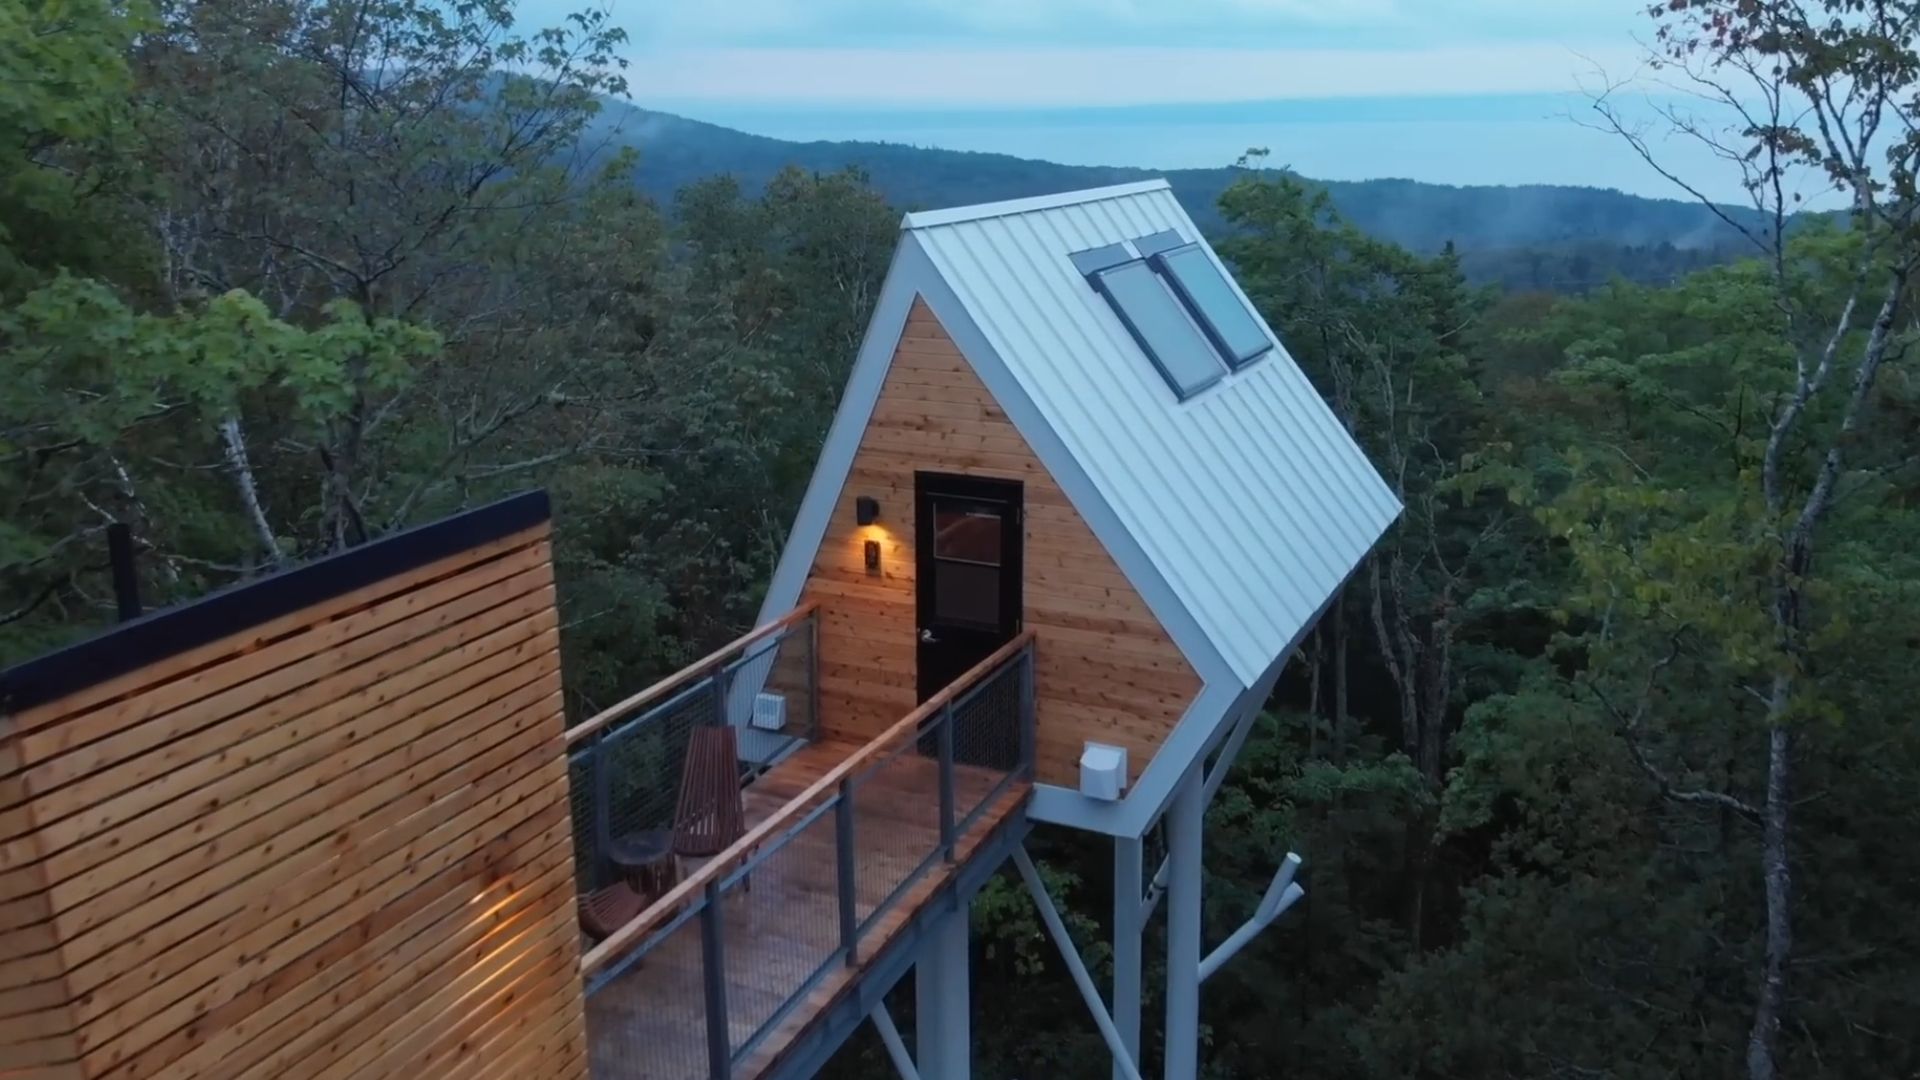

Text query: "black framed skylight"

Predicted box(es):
[1089, 260, 1226, 400]
[1077, 232, 1275, 401]
[1132, 229, 1185, 258]
[1152, 244, 1273, 369]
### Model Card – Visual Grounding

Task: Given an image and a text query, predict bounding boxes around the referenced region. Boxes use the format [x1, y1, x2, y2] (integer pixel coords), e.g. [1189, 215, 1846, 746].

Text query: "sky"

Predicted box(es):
[520, 0, 1765, 201]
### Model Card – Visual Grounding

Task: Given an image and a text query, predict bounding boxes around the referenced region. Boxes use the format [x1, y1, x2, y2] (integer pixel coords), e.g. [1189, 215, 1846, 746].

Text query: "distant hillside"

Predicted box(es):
[595, 105, 1755, 289]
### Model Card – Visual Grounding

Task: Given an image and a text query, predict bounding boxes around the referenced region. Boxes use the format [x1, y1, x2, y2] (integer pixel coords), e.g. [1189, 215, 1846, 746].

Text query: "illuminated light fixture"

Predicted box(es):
[856, 496, 880, 526]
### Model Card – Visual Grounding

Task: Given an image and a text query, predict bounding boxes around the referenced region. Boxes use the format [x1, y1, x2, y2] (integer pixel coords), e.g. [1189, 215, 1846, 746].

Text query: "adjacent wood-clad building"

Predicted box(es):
[0, 493, 587, 1080]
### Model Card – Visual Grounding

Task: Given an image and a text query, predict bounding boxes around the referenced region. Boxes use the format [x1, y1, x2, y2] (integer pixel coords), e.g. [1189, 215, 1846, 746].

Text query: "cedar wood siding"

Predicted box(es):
[802, 298, 1202, 787]
[0, 524, 588, 1080]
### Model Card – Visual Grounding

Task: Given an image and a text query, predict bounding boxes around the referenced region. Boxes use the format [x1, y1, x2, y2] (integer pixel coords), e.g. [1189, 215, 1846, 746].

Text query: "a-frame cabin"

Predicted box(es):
[763, 178, 1399, 835]
[724, 178, 1402, 1078]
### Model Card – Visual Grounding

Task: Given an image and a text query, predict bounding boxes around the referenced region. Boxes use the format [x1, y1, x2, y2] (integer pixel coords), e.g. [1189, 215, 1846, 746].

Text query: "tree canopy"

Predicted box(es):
[3, 2, 1916, 1078]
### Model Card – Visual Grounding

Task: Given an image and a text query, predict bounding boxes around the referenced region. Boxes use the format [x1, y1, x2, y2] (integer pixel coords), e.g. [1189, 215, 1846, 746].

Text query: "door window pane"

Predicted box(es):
[934, 560, 999, 627]
[933, 503, 1002, 565]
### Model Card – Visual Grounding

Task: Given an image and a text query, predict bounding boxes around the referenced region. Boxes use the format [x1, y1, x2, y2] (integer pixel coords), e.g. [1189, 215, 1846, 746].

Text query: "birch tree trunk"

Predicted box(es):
[219, 416, 282, 567]
[1602, 7, 1920, 1071]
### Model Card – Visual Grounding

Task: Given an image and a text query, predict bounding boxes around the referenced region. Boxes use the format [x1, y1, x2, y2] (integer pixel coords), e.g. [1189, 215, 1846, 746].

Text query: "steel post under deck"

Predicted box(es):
[916, 909, 971, 1080]
[1163, 767, 1204, 1080]
[1112, 834, 1144, 1080]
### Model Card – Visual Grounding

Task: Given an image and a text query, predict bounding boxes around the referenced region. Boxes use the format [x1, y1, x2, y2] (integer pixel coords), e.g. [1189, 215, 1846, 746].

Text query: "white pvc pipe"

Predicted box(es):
[1198, 883, 1303, 983]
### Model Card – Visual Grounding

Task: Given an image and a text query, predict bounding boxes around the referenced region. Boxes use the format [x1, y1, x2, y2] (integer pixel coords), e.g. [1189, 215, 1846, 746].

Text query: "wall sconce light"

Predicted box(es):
[856, 496, 880, 526]
[864, 540, 881, 571]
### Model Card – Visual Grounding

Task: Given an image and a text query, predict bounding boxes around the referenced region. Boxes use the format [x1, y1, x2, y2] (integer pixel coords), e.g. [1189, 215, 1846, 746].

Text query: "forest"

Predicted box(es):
[2, 2, 1917, 1079]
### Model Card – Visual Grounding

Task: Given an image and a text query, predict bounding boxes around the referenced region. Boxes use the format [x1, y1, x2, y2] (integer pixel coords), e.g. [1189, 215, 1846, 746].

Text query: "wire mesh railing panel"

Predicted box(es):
[585, 899, 713, 1080]
[726, 621, 818, 765]
[578, 626, 1033, 1080]
[568, 610, 818, 895]
[590, 679, 709, 887]
[717, 803, 844, 1063]
[848, 737, 945, 933]
[567, 748, 598, 893]
[950, 655, 1026, 830]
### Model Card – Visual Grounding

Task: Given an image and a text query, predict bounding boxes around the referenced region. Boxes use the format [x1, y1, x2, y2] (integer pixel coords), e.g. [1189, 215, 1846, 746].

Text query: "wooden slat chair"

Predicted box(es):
[578, 738, 658, 945]
[577, 882, 648, 941]
[672, 725, 748, 883]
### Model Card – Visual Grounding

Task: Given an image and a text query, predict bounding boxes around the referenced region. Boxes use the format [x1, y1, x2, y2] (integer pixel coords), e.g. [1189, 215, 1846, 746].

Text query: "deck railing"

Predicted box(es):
[582, 631, 1037, 1080]
[564, 605, 821, 894]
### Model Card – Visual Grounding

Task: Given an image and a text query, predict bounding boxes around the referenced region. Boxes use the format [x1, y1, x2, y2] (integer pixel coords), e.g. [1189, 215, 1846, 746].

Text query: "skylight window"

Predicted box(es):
[1153, 244, 1273, 369]
[1133, 230, 1185, 258]
[1090, 260, 1226, 400]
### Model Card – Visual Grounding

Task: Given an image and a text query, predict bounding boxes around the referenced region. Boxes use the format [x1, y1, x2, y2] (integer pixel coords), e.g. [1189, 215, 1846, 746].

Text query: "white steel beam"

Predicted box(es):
[1163, 768, 1204, 1080]
[1112, 835, 1144, 1080]
[872, 1004, 924, 1080]
[1011, 848, 1147, 1080]
[1142, 702, 1261, 922]
[915, 908, 971, 1080]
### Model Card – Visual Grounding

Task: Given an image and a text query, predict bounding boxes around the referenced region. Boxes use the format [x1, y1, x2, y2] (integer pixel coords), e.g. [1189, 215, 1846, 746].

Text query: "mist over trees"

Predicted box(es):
[4, 2, 1917, 1078]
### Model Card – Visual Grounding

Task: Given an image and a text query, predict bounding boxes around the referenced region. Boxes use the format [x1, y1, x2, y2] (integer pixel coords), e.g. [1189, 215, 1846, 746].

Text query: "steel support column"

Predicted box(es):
[1112, 834, 1143, 1080]
[1011, 848, 1145, 1080]
[1163, 767, 1204, 1080]
[916, 907, 971, 1080]
[872, 1004, 924, 1080]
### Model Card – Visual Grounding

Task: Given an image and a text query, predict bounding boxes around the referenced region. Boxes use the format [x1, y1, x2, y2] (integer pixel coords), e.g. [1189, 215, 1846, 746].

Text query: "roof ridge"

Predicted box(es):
[901, 179, 1172, 231]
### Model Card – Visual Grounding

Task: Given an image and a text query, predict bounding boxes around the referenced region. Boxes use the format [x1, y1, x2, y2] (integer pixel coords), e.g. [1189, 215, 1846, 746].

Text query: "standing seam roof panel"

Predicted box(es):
[981, 205, 1299, 648]
[910, 182, 1400, 685]
[935, 216, 1285, 656]
[998, 206, 1297, 634]
[1060, 199, 1328, 621]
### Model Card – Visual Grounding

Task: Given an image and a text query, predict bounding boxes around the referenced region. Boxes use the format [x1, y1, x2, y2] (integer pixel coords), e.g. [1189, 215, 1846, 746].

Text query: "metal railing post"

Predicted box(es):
[591, 738, 612, 888]
[836, 779, 858, 964]
[937, 703, 957, 861]
[1018, 647, 1037, 777]
[700, 882, 731, 1078]
[807, 614, 822, 742]
[709, 668, 728, 729]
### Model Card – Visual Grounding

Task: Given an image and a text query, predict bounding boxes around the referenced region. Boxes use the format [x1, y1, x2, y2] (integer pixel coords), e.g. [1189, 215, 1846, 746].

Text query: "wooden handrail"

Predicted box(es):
[565, 602, 819, 748]
[579, 628, 1037, 976]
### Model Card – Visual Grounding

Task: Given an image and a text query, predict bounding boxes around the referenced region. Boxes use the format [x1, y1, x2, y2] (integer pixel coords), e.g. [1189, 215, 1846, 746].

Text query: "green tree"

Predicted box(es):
[1583, 4, 1920, 1073]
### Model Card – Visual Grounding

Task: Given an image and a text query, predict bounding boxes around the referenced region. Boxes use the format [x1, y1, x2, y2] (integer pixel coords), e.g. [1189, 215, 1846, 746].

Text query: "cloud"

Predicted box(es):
[624, 42, 1644, 108]
[589, 0, 1651, 47]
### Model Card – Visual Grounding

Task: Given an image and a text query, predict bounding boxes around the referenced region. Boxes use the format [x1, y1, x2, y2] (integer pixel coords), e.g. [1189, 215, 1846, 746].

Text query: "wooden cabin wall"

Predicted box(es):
[803, 299, 1202, 787]
[1, 729, 86, 1079]
[0, 524, 586, 1080]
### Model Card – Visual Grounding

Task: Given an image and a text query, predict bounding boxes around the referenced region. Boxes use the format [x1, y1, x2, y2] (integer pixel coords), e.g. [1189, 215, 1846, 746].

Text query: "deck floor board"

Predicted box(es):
[585, 738, 1028, 1080]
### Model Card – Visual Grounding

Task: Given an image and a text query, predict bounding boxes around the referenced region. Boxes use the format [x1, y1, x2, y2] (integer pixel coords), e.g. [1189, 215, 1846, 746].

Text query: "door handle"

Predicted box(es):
[920, 629, 939, 644]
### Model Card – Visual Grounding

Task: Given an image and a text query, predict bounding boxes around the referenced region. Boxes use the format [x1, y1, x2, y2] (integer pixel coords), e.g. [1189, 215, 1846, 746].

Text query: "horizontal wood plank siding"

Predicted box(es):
[804, 300, 1201, 786]
[0, 523, 587, 1080]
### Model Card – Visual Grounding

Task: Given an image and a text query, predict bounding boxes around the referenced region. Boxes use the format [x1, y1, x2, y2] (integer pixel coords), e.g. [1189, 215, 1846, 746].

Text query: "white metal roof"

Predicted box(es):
[904, 180, 1401, 686]
[899, 179, 1173, 229]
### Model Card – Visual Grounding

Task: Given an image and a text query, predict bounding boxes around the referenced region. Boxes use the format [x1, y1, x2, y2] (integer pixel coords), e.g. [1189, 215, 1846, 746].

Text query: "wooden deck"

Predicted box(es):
[584, 738, 1029, 1079]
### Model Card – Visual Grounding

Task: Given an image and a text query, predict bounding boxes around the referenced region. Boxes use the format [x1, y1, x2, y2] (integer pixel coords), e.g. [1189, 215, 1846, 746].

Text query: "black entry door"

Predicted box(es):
[914, 473, 1023, 702]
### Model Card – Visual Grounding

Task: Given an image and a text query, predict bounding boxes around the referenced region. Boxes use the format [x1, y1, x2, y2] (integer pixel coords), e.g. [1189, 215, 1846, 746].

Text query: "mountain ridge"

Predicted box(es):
[596, 104, 1754, 287]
